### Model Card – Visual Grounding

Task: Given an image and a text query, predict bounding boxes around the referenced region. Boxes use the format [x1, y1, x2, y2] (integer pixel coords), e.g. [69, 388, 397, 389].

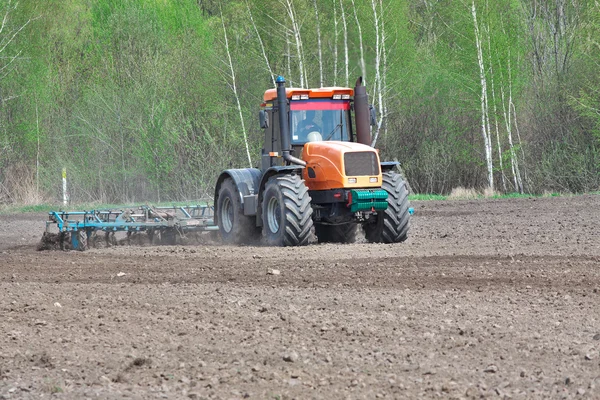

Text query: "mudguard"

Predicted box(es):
[256, 166, 304, 226]
[380, 161, 400, 172]
[214, 168, 262, 223]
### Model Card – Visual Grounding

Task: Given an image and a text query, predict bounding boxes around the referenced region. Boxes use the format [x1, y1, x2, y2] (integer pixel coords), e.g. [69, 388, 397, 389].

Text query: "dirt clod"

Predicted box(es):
[37, 231, 63, 251]
[283, 351, 299, 363]
[484, 365, 498, 373]
[125, 357, 151, 372]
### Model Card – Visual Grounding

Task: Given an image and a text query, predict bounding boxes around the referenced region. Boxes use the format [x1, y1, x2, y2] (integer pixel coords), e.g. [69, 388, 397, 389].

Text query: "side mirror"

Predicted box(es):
[259, 110, 269, 129]
[369, 105, 377, 126]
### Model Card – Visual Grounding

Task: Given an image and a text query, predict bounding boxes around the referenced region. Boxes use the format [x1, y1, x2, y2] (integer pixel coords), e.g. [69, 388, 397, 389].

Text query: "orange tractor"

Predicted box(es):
[214, 76, 410, 246]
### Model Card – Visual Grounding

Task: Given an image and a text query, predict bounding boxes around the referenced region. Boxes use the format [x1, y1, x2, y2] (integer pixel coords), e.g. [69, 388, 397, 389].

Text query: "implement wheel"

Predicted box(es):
[315, 223, 357, 244]
[262, 174, 313, 246]
[217, 178, 258, 244]
[364, 171, 410, 243]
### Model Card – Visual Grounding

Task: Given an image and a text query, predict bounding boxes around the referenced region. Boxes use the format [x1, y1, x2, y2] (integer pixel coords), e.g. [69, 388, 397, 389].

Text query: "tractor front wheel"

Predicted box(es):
[262, 174, 313, 246]
[364, 171, 410, 243]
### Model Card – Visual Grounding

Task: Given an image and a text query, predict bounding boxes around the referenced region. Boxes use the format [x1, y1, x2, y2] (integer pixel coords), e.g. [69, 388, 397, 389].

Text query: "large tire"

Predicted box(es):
[364, 171, 410, 243]
[315, 223, 358, 244]
[217, 178, 259, 244]
[262, 174, 313, 246]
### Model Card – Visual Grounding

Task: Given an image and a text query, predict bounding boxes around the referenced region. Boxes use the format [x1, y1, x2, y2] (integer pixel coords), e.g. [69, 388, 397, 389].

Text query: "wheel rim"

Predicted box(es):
[266, 196, 281, 233]
[221, 196, 233, 233]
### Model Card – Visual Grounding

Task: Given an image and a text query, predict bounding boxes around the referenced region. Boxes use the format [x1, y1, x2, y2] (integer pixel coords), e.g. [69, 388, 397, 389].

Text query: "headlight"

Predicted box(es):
[369, 177, 378, 183]
[348, 178, 357, 184]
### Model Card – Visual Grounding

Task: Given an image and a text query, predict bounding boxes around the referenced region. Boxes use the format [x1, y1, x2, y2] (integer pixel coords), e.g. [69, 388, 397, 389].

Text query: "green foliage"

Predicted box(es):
[2, 0, 600, 205]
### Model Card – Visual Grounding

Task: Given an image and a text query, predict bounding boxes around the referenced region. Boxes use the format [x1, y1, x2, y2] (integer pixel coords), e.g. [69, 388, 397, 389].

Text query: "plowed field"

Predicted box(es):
[1, 195, 599, 399]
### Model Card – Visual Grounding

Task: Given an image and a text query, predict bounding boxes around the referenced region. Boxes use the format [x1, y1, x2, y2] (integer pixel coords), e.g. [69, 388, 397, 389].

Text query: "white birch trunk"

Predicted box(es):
[350, 0, 366, 83]
[221, 10, 252, 167]
[500, 82, 517, 191]
[313, 0, 323, 87]
[282, 0, 307, 87]
[507, 55, 524, 193]
[472, 1, 494, 191]
[370, 0, 383, 147]
[246, 0, 275, 86]
[510, 99, 525, 193]
[486, 24, 506, 192]
[286, 30, 292, 83]
[339, 0, 349, 87]
[507, 101, 522, 193]
[380, 0, 389, 144]
[333, 0, 338, 86]
[379, 0, 389, 144]
[499, 53, 524, 194]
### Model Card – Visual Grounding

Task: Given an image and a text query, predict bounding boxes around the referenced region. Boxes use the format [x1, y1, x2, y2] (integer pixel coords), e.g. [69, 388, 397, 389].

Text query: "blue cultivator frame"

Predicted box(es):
[45, 205, 217, 250]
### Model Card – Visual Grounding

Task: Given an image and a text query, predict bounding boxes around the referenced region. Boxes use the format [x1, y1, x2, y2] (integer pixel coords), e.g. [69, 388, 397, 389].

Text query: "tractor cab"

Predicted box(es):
[260, 87, 355, 170]
[289, 98, 351, 144]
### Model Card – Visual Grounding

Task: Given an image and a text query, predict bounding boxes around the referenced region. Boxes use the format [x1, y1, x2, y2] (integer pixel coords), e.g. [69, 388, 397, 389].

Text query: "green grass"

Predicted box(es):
[408, 194, 447, 201]
[488, 192, 560, 199]
[0, 203, 57, 214]
[1, 191, 595, 214]
[410, 191, 572, 201]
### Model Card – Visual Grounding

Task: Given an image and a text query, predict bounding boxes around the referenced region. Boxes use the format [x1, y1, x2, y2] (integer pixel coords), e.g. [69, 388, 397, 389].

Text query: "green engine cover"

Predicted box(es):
[349, 189, 388, 212]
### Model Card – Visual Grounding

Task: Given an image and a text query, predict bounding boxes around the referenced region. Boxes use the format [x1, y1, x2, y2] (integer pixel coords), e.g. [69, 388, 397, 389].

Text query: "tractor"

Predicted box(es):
[213, 76, 410, 246]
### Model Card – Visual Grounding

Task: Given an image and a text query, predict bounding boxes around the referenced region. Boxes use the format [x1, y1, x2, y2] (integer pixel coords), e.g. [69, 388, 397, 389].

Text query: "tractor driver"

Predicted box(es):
[296, 110, 322, 142]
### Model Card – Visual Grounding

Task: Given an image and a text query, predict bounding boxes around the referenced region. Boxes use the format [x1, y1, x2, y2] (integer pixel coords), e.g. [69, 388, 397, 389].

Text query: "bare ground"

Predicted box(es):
[0, 195, 599, 399]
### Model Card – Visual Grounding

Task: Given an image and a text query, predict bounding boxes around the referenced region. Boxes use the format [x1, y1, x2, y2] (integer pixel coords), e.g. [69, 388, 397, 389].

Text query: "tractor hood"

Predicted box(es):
[301, 141, 382, 190]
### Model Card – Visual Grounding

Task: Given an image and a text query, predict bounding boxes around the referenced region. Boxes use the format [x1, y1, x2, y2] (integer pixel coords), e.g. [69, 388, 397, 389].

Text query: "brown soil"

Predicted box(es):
[1, 195, 599, 399]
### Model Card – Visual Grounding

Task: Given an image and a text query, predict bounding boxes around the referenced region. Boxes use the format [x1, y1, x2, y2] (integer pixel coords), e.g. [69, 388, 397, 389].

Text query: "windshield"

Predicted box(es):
[290, 100, 351, 144]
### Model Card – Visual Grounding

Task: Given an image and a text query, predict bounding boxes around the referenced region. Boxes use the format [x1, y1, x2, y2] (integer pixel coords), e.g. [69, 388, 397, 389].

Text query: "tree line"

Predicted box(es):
[1, 0, 599, 204]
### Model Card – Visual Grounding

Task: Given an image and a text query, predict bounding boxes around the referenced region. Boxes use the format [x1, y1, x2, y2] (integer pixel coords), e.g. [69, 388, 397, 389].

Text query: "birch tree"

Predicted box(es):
[350, 0, 366, 82]
[471, 0, 494, 191]
[379, 0, 389, 145]
[313, 0, 323, 87]
[220, 7, 252, 167]
[339, 0, 349, 86]
[246, 0, 275, 86]
[499, 55, 524, 193]
[486, 22, 506, 192]
[281, 0, 307, 87]
[332, 0, 339, 86]
[286, 30, 292, 81]
[370, 0, 388, 147]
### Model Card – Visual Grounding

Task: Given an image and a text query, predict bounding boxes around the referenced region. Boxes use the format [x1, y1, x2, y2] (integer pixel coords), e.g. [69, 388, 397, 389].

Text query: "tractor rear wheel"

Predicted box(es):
[262, 174, 313, 246]
[315, 223, 357, 244]
[217, 178, 259, 244]
[364, 171, 410, 243]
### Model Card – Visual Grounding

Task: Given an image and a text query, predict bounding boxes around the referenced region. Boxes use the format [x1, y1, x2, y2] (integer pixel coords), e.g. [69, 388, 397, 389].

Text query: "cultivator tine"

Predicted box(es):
[42, 204, 216, 251]
[59, 232, 66, 251]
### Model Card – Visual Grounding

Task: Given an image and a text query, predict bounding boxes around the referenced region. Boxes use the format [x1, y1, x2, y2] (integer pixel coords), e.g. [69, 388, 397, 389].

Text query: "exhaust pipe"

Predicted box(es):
[354, 77, 371, 146]
[276, 76, 306, 167]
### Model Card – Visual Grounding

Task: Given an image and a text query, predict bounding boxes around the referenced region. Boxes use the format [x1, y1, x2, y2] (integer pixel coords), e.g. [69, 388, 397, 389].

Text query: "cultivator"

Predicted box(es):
[42, 205, 217, 251]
